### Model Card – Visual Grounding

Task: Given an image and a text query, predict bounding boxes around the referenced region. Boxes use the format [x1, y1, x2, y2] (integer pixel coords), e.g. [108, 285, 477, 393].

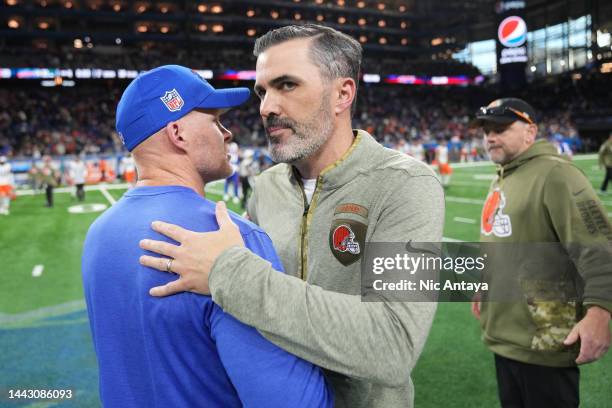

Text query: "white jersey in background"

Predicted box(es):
[409, 143, 425, 162]
[436, 144, 449, 164]
[69, 160, 88, 184]
[0, 163, 13, 186]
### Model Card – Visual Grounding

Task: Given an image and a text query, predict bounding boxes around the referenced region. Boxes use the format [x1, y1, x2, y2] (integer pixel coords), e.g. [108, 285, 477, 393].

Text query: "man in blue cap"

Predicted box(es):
[81, 65, 333, 408]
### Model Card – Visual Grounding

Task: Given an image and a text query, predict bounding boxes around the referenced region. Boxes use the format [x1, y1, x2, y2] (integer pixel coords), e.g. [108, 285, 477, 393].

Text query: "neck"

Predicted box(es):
[293, 122, 354, 180]
[135, 159, 205, 197]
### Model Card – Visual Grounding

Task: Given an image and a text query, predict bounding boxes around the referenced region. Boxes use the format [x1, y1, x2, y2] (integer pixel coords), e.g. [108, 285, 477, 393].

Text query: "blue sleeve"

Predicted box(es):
[210, 306, 333, 408]
[242, 229, 285, 273]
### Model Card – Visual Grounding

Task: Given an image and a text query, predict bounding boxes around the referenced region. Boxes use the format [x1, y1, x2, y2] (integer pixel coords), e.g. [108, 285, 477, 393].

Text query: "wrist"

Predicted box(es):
[586, 305, 612, 320]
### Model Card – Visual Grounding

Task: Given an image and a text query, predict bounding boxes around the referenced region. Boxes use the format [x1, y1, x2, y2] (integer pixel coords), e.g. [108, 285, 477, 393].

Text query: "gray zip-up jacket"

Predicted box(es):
[209, 130, 444, 407]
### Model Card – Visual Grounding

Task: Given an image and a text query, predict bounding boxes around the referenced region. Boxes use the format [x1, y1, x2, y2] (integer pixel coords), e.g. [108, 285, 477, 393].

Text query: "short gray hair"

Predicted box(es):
[254, 24, 362, 113]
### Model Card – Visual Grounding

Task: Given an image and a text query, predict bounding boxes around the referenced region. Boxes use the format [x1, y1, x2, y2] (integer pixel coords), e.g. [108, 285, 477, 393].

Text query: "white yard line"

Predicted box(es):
[453, 217, 477, 224]
[98, 185, 117, 205]
[16, 183, 131, 196]
[445, 196, 484, 205]
[31, 264, 44, 277]
[443, 236, 465, 242]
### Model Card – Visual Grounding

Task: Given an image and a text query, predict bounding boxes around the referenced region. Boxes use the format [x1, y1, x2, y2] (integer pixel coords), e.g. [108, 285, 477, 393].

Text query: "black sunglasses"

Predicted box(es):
[477, 106, 534, 125]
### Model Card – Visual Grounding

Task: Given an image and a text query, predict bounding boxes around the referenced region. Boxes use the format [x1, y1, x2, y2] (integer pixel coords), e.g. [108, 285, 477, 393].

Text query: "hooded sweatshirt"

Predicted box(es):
[479, 139, 612, 367]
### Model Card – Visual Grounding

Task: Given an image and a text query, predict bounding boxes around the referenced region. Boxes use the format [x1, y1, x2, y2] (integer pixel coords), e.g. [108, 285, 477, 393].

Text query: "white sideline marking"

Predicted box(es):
[446, 196, 484, 205]
[473, 174, 496, 180]
[98, 185, 117, 205]
[32, 264, 44, 277]
[443, 236, 465, 242]
[449, 181, 490, 187]
[453, 217, 477, 224]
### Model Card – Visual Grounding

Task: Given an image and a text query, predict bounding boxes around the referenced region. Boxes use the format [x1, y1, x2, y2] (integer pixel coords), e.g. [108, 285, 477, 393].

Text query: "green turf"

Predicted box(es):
[0, 158, 611, 407]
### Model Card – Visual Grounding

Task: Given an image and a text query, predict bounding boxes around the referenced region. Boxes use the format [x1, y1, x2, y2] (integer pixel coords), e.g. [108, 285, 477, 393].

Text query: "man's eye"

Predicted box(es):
[281, 82, 296, 90]
[256, 90, 266, 99]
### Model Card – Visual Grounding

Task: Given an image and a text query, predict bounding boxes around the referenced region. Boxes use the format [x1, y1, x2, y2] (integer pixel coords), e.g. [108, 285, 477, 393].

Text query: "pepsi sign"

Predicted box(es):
[498, 16, 527, 47]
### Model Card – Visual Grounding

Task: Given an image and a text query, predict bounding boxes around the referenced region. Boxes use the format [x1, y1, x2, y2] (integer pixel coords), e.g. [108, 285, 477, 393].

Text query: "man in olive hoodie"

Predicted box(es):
[599, 132, 612, 193]
[471, 98, 612, 407]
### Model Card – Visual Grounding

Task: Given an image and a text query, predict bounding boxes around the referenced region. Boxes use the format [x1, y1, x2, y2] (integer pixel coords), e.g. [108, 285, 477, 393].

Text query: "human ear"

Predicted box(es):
[334, 77, 356, 115]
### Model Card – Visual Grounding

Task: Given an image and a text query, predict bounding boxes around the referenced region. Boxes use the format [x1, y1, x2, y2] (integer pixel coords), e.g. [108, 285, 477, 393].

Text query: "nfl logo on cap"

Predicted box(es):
[160, 89, 184, 112]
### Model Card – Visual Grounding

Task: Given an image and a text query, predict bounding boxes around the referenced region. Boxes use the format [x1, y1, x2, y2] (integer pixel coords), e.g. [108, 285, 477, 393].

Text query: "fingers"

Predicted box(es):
[471, 301, 480, 320]
[151, 221, 189, 242]
[563, 327, 579, 346]
[140, 255, 179, 274]
[149, 279, 188, 297]
[216, 201, 236, 229]
[575, 338, 595, 364]
[140, 238, 180, 258]
[575, 336, 609, 364]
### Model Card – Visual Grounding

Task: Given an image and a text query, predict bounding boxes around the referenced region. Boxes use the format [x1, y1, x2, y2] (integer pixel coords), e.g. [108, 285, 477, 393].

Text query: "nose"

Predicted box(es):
[220, 123, 233, 143]
[259, 92, 281, 119]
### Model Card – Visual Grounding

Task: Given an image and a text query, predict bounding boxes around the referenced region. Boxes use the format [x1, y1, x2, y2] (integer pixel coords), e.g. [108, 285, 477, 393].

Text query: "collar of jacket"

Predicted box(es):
[287, 129, 382, 191]
[497, 139, 563, 178]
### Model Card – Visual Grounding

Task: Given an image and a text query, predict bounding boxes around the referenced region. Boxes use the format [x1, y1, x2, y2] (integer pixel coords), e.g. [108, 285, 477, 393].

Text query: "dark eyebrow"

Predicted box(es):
[254, 75, 301, 95]
[269, 75, 301, 87]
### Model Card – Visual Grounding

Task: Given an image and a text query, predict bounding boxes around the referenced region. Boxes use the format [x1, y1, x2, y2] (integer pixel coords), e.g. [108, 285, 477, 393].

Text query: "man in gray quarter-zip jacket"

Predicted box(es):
[139, 24, 444, 408]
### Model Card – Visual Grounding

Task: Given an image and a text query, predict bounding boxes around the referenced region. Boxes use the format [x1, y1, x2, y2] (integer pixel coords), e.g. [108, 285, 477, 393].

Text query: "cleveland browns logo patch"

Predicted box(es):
[481, 188, 512, 238]
[329, 219, 367, 266]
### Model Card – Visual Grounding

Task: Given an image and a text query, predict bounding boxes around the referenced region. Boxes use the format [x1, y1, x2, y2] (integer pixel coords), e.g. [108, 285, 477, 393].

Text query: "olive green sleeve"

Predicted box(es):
[543, 164, 612, 311]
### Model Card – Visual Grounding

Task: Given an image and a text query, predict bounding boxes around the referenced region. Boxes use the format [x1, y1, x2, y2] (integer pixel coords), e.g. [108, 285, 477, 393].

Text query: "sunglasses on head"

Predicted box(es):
[477, 106, 535, 125]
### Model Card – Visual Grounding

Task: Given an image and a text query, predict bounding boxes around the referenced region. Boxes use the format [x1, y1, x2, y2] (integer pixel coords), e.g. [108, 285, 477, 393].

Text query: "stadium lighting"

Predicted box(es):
[247, 28, 256, 37]
[378, 20, 386, 28]
[198, 4, 207, 13]
[211, 4, 222, 14]
[74, 38, 83, 48]
[316, 14, 324, 22]
[338, 16, 346, 24]
[294, 12, 301, 20]
[198, 24, 207, 32]
[358, 18, 366, 26]
[356, 1, 365, 8]
[379, 37, 387, 45]
[246, 9, 255, 17]
[38, 21, 50, 30]
[8, 19, 20, 29]
[270, 10, 279, 19]
[212, 24, 223, 33]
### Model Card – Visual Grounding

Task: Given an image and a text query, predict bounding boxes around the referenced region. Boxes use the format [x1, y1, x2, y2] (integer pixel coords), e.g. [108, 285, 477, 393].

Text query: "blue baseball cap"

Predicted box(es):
[116, 65, 250, 151]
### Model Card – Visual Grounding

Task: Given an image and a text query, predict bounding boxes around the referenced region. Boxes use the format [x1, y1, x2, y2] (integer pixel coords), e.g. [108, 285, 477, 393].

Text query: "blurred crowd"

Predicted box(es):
[0, 46, 480, 77]
[1, 71, 609, 163]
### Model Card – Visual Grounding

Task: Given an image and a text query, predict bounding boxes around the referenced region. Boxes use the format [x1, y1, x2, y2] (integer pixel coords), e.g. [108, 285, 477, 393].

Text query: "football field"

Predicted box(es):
[0, 156, 610, 407]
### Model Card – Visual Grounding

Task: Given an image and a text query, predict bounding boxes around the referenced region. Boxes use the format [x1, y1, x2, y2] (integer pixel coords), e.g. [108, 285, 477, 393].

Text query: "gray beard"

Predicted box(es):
[268, 104, 334, 164]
